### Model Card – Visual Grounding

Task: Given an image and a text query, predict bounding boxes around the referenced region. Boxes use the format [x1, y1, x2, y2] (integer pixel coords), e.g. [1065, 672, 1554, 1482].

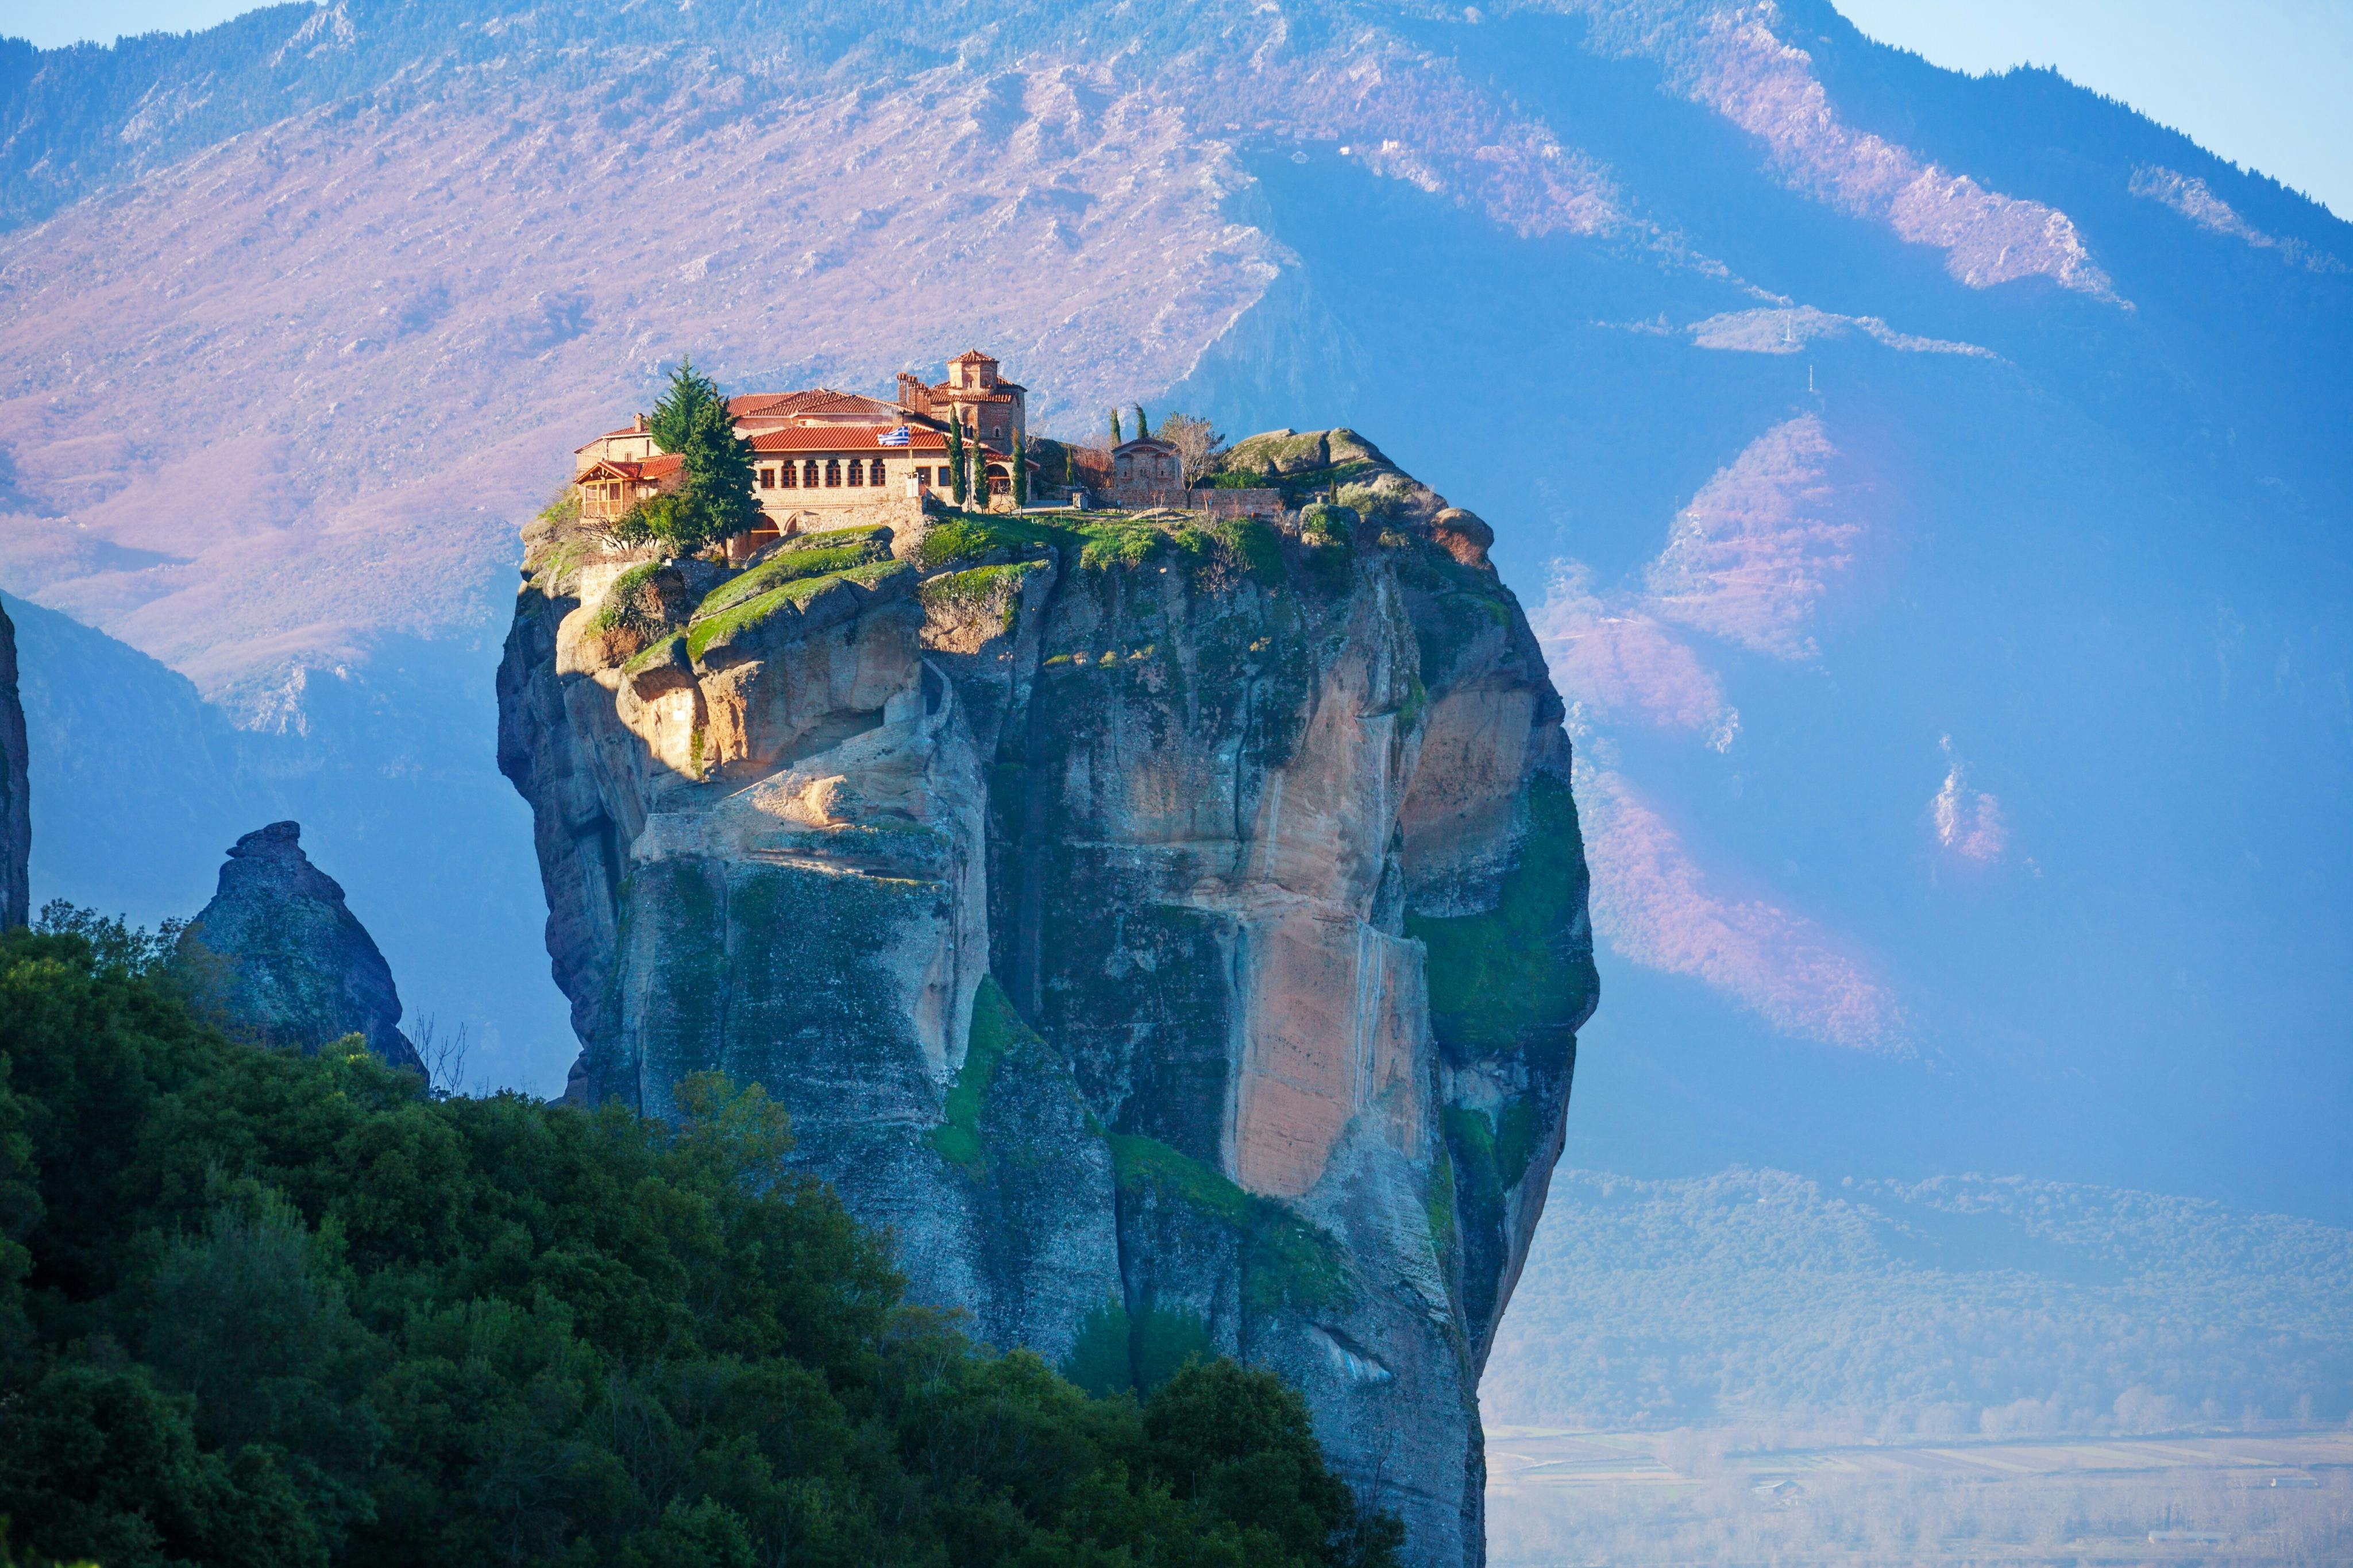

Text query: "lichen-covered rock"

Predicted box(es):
[0, 601, 26, 929]
[499, 443, 1598, 1568]
[180, 821, 423, 1072]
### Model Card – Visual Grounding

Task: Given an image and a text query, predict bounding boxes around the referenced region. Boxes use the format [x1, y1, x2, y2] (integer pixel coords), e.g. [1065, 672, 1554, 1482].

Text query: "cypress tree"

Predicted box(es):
[1133, 405, 1150, 440]
[1011, 431, 1028, 507]
[1109, 407, 1123, 445]
[947, 422, 967, 505]
[648, 356, 721, 451]
[677, 398, 760, 553]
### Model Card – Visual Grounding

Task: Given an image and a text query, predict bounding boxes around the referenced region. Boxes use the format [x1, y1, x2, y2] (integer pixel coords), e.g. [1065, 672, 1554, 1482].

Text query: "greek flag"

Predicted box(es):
[877, 426, 914, 447]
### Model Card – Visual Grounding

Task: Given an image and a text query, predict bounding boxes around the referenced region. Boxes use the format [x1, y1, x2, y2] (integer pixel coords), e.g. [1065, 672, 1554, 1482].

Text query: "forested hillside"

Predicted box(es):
[0, 913, 1399, 1568]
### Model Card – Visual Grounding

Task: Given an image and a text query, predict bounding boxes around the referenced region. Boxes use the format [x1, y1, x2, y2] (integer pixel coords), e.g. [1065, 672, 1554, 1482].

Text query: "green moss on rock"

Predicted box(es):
[1425, 1149, 1458, 1258]
[1108, 1134, 1349, 1314]
[588, 562, 672, 637]
[934, 977, 1028, 1171]
[916, 507, 1281, 585]
[1491, 1096, 1542, 1191]
[1405, 773, 1596, 1058]
[919, 562, 1044, 634]
[694, 535, 893, 624]
[685, 560, 911, 663]
[620, 631, 689, 677]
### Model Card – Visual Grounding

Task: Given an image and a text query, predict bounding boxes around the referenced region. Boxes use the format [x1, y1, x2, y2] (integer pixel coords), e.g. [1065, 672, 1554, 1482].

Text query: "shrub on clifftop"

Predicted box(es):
[616, 357, 760, 557]
[0, 920, 1401, 1568]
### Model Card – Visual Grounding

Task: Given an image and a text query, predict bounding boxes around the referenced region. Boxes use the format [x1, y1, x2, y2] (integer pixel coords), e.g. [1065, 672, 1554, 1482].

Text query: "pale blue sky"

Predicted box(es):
[1837, 0, 2353, 219]
[3, 0, 2348, 218]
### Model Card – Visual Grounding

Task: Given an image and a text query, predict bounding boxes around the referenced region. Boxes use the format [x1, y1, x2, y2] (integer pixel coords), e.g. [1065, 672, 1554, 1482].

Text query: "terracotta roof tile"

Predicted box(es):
[578, 453, 685, 482]
[749, 425, 948, 454]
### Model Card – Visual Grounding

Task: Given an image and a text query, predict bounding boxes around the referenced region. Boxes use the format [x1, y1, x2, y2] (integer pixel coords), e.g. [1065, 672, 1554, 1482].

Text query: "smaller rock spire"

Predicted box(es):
[181, 820, 423, 1073]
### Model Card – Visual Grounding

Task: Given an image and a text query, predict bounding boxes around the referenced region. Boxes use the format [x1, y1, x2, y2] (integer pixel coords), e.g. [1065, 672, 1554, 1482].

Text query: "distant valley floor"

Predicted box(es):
[1486, 1427, 2353, 1565]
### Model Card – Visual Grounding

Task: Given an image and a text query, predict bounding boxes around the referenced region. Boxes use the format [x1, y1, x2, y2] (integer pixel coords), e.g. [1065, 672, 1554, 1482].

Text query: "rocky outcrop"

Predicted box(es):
[180, 821, 424, 1072]
[497, 432, 1598, 1567]
[0, 601, 25, 929]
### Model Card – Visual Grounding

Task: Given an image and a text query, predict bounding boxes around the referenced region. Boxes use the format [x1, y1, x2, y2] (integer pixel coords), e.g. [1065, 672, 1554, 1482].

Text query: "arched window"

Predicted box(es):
[781, 462, 797, 488]
[803, 461, 819, 488]
[869, 458, 886, 485]
[826, 459, 842, 487]
[844, 458, 862, 487]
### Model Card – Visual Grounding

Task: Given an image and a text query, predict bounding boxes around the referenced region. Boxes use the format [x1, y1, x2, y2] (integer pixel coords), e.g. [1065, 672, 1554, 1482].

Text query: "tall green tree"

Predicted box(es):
[647, 356, 721, 452]
[1010, 431, 1028, 507]
[1133, 405, 1151, 440]
[679, 397, 761, 545]
[946, 422, 968, 505]
[1109, 407, 1124, 445]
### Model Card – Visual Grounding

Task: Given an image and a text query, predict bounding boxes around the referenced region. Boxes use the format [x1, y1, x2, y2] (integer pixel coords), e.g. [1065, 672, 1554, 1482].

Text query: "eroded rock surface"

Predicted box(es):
[0, 601, 25, 929]
[181, 821, 423, 1072]
[497, 434, 1598, 1567]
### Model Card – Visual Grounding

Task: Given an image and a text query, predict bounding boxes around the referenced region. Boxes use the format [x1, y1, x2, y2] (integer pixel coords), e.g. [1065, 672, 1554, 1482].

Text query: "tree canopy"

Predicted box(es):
[618, 358, 758, 557]
[0, 918, 1401, 1568]
[646, 357, 720, 453]
[678, 398, 761, 543]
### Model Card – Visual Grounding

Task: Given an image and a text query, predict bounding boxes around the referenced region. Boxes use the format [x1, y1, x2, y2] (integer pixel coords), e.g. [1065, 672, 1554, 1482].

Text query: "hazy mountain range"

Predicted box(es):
[2, 0, 2347, 1243]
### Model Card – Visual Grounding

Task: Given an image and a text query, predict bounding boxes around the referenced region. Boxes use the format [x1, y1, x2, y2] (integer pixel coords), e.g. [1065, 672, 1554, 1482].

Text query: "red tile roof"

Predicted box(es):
[749, 425, 950, 454]
[730, 388, 902, 422]
[580, 454, 682, 482]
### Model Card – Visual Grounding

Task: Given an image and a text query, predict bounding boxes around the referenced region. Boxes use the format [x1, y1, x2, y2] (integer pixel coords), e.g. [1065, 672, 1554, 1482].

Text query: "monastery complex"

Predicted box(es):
[570, 349, 1244, 555]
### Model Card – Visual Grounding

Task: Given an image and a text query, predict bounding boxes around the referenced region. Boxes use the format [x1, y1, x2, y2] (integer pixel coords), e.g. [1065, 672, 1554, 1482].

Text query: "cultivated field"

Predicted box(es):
[1487, 1427, 2353, 1565]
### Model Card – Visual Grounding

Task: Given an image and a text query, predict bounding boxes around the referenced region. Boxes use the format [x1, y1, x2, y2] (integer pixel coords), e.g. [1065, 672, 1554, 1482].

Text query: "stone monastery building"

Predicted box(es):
[571, 349, 1029, 545]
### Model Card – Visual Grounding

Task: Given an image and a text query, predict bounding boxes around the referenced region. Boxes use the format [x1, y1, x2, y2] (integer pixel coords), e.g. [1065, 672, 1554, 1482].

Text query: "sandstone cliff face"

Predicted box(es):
[0, 601, 25, 929]
[182, 821, 425, 1073]
[497, 433, 1598, 1567]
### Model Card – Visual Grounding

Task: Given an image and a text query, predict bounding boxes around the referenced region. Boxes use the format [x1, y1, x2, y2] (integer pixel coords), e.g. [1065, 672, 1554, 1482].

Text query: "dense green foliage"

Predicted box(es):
[1063, 1301, 1218, 1403]
[912, 509, 1285, 588]
[617, 358, 758, 557]
[678, 399, 762, 544]
[0, 924, 1401, 1568]
[645, 358, 719, 453]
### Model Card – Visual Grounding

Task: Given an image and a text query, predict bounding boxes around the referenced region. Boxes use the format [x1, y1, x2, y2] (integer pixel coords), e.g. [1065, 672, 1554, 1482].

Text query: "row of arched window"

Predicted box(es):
[758, 457, 890, 491]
